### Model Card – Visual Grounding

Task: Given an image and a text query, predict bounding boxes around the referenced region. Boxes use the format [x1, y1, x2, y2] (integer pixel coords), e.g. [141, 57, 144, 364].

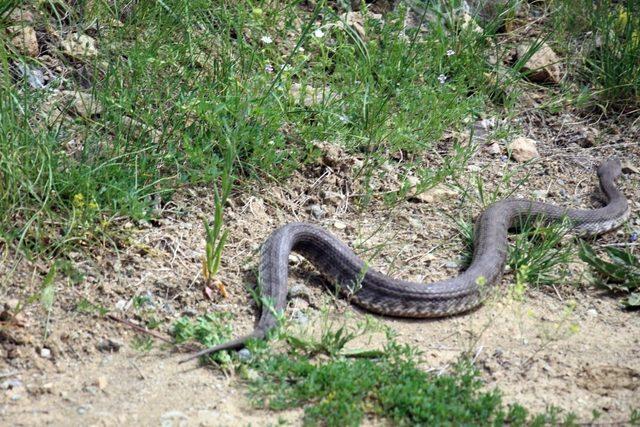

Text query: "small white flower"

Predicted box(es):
[261, 35, 273, 44]
[446, 49, 455, 56]
[265, 63, 274, 73]
[339, 114, 349, 123]
[438, 74, 447, 84]
[313, 28, 325, 38]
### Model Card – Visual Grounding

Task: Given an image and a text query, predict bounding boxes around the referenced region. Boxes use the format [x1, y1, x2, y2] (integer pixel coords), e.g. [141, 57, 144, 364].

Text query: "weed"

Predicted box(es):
[202, 141, 234, 297]
[75, 298, 109, 317]
[1, 0, 506, 257]
[509, 217, 574, 293]
[554, 0, 640, 110]
[131, 335, 154, 352]
[579, 242, 640, 308]
[173, 312, 235, 365]
[39, 263, 56, 340]
[245, 316, 575, 426]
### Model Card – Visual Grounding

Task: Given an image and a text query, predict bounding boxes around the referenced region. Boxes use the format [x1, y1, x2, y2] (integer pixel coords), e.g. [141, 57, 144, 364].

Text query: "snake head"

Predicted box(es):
[597, 157, 622, 181]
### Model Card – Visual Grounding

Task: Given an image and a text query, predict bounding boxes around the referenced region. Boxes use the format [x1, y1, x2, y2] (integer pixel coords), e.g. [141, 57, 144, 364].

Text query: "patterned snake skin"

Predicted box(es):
[182, 157, 630, 362]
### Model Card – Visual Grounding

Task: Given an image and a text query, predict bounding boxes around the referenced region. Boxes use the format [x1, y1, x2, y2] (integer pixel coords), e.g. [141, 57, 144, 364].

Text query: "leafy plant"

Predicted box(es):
[579, 242, 640, 308]
[173, 312, 235, 364]
[131, 335, 154, 352]
[75, 298, 109, 316]
[246, 317, 575, 426]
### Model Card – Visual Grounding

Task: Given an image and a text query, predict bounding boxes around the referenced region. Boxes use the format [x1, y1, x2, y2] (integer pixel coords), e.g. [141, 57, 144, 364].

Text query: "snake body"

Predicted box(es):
[183, 157, 629, 362]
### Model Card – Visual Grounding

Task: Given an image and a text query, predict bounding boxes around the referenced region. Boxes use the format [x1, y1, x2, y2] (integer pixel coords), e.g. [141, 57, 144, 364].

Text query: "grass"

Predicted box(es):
[2, 1, 639, 424]
[553, 0, 640, 110]
[174, 311, 579, 426]
[0, 0, 503, 258]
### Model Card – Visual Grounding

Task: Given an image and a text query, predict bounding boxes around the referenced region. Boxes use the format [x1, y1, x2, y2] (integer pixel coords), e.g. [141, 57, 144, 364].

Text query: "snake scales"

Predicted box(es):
[183, 157, 630, 362]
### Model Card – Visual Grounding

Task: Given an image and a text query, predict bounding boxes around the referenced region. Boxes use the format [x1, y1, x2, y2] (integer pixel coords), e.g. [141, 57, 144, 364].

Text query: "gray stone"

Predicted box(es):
[288, 284, 312, 300]
[237, 348, 252, 362]
[309, 204, 325, 219]
[96, 338, 123, 353]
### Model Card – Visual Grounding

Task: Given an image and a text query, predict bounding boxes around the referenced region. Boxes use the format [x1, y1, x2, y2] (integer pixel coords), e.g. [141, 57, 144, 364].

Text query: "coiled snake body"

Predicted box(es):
[183, 157, 630, 362]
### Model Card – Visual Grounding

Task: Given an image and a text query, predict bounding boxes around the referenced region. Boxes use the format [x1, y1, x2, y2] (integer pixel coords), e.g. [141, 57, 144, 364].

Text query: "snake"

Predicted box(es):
[182, 157, 630, 362]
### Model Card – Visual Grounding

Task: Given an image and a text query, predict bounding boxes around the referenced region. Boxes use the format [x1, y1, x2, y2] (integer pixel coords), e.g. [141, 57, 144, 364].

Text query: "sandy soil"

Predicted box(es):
[1, 111, 639, 426]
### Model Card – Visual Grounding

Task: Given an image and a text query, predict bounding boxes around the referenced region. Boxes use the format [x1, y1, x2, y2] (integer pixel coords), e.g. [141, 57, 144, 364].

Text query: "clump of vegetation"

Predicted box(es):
[579, 242, 640, 308]
[173, 312, 576, 426]
[554, 0, 640, 109]
[509, 219, 574, 294]
[173, 312, 235, 364]
[0, 0, 504, 257]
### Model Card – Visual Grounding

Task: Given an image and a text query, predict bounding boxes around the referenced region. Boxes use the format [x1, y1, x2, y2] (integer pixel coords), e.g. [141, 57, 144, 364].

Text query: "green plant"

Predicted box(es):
[245, 316, 576, 426]
[579, 242, 640, 308]
[75, 298, 109, 316]
[509, 218, 574, 295]
[202, 141, 234, 297]
[554, 0, 640, 109]
[132, 335, 154, 352]
[39, 263, 57, 340]
[173, 312, 235, 365]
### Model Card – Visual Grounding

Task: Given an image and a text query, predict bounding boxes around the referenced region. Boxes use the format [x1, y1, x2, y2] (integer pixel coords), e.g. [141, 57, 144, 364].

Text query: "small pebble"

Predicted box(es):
[96, 338, 123, 353]
[586, 308, 598, 317]
[532, 190, 546, 200]
[309, 204, 325, 220]
[1, 379, 23, 390]
[333, 220, 347, 230]
[288, 284, 311, 300]
[444, 261, 459, 269]
[237, 348, 252, 362]
[77, 405, 91, 415]
[40, 348, 52, 359]
[292, 310, 309, 326]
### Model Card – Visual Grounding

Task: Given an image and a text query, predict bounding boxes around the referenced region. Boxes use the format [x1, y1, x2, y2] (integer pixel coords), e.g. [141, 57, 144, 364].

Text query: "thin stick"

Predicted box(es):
[106, 314, 174, 344]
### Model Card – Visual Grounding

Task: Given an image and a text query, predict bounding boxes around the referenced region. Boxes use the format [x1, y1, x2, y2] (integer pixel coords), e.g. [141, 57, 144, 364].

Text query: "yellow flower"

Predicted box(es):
[73, 193, 85, 208]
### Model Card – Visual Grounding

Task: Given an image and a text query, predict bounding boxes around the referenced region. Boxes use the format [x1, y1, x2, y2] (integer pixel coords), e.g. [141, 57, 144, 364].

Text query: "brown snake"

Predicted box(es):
[182, 157, 630, 362]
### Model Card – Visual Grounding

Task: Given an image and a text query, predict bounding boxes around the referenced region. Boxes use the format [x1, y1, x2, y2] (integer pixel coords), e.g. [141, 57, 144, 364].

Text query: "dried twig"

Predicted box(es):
[106, 314, 174, 344]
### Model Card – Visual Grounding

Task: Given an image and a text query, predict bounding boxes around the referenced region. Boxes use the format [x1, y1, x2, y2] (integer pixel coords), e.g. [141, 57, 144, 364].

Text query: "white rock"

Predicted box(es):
[160, 410, 188, 427]
[333, 220, 347, 230]
[486, 142, 501, 155]
[412, 184, 458, 204]
[61, 33, 98, 59]
[8, 25, 39, 56]
[508, 137, 539, 162]
[517, 42, 562, 84]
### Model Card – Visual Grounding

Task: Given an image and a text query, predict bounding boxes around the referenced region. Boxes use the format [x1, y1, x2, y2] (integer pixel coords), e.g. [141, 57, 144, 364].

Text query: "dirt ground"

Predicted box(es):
[1, 111, 639, 426]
